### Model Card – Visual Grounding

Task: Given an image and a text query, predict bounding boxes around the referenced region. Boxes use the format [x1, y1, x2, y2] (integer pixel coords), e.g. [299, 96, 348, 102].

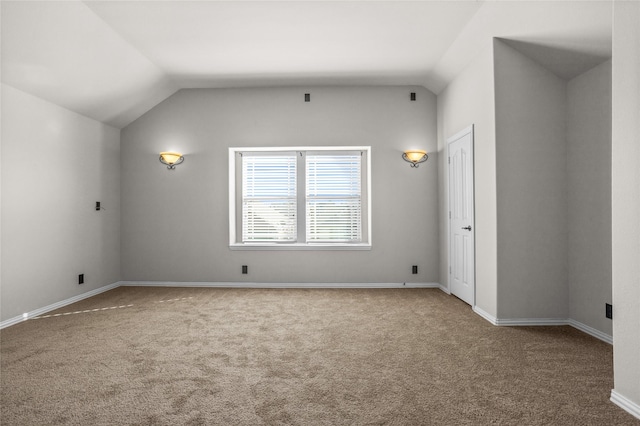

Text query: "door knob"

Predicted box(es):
[462, 226, 472, 231]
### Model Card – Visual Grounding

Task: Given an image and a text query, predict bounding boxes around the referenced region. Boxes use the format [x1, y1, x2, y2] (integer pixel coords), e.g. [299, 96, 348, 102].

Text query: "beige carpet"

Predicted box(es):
[1, 287, 638, 425]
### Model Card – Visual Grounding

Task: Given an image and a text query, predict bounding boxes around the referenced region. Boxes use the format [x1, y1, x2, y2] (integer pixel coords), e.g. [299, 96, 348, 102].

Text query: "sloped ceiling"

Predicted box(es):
[1, 1, 178, 129]
[1, 1, 613, 129]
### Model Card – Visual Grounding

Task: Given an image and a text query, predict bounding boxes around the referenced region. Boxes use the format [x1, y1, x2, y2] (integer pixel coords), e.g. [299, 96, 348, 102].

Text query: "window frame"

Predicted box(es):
[229, 146, 372, 250]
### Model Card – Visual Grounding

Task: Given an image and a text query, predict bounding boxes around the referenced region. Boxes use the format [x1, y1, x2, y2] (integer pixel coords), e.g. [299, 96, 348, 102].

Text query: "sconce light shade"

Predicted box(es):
[159, 151, 184, 169]
[402, 150, 428, 168]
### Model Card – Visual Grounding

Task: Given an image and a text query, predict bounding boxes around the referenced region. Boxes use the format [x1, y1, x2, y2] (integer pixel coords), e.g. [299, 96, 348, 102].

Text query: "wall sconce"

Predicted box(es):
[159, 152, 184, 170]
[402, 150, 428, 168]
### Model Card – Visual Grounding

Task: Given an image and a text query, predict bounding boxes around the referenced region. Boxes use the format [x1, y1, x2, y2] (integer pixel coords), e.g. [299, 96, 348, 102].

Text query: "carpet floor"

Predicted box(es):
[1, 287, 638, 425]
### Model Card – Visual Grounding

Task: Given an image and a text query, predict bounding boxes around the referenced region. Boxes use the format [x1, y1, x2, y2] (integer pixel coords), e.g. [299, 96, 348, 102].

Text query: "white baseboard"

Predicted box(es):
[611, 389, 640, 420]
[568, 319, 613, 345]
[472, 305, 498, 325]
[439, 284, 451, 295]
[470, 307, 613, 344]
[495, 317, 568, 326]
[119, 281, 441, 289]
[0, 281, 122, 329]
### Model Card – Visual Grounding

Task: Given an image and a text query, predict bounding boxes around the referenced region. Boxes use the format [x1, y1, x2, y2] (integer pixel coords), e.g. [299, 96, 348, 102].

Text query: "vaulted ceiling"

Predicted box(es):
[1, 1, 613, 128]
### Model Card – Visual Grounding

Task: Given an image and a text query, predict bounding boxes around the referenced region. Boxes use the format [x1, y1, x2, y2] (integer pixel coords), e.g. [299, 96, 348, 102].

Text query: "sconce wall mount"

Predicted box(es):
[159, 151, 184, 170]
[402, 150, 428, 168]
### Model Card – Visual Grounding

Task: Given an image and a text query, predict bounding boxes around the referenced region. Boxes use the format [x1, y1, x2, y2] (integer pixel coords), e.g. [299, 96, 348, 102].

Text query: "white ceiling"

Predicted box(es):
[1, 1, 613, 129]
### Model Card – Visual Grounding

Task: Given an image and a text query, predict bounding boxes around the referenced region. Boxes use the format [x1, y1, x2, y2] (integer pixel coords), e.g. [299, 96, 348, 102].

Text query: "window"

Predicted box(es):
[229, 147, 371, 250]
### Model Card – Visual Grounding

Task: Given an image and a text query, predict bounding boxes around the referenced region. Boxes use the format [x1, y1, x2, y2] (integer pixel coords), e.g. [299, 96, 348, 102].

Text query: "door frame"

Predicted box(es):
[447, 125, 476, 306]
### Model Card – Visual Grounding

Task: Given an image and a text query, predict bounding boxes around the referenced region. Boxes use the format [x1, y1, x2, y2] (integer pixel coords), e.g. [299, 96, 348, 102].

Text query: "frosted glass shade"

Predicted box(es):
[402, 150, 428, 167]
[159, 151, 184, 169]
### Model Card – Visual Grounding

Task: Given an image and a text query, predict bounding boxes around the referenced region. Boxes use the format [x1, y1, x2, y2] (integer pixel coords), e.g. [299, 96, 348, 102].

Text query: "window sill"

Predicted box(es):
[229, 243, 372, 251]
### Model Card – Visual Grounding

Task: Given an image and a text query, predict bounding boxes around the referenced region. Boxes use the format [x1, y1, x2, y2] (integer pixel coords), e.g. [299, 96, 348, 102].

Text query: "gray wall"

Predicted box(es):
[567, 60, 612, 335]
[120, 86, 439, 284]
[1, 84, 121, 322]
[436, 40, 498, 316]
[493, 39, 569, 320]
[438, 39, 613, 333]
[612, 0, 640, 409]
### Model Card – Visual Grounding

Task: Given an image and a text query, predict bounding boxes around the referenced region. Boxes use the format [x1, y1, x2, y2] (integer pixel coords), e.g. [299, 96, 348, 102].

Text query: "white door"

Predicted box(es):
[448, 126, 475, 306]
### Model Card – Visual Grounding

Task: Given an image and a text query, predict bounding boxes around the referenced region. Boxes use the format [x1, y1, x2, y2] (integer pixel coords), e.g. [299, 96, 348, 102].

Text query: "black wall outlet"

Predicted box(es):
[412, 265, 418, 274]
[606, 303, 613, 319]
[95, 201, 101, 211]
[410, 92, 416, 101]
[304, 93, 310, 102]
[79, 274, 84, 285]
[242, 265, 248, 274]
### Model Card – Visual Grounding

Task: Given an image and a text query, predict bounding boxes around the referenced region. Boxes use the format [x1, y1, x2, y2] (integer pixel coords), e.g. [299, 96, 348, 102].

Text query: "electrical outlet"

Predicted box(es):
[242, 265, 248, 274]
[606, 303, 613, 319]
[78, 274, 84, 285]
[412, 265, 418, 274]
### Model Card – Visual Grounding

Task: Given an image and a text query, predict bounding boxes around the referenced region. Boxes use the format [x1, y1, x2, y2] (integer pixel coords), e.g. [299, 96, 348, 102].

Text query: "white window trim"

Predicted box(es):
[229, 146, 372, 250]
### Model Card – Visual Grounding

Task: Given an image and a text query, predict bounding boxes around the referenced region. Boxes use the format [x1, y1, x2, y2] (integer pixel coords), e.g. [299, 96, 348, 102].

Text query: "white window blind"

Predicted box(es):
[306, 154, 362, 242]
[242, 154, 297, 242]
